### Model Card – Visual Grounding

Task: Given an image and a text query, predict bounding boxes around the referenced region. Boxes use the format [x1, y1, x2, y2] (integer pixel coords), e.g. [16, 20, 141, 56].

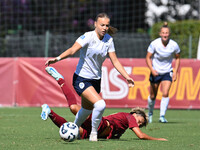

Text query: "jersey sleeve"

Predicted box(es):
[76, 32, 90, 47]
[127, 114, 139, 129]
[108, 39, 115, 52]
[175, 43, 181, 54]
[147, 41, 155, 54]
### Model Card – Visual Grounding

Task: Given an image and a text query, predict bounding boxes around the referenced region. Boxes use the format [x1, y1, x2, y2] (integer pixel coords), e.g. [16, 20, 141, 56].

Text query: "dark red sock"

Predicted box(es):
[49, 110, 67, 128]
[57, 78, 77, 106]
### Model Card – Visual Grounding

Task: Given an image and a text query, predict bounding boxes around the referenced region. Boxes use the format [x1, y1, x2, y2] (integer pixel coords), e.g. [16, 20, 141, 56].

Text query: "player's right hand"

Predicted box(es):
[151, 70, 159, 76]
[45, 58, 57, 66]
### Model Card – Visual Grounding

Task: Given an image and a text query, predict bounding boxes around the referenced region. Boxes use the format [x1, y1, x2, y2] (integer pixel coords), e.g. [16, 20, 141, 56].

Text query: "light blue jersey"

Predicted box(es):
[147, 38, 180, 74]
[75, 31, 115, 79]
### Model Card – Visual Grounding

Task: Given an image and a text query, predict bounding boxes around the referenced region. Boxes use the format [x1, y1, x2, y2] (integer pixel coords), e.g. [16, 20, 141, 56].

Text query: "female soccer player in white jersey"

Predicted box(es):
[146, 22, 180, 123]
[45, 13, 134, 141]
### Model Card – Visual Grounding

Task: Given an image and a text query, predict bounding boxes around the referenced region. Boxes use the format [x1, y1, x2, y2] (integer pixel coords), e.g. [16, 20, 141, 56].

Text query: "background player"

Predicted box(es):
[146, 22, 180, 123]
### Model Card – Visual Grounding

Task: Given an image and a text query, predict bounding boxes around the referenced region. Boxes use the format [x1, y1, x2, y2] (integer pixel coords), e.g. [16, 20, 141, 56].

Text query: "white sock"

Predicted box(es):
[91, 100, 106, 134]
[148, 96, 155, 116]
[74, 107, 92, 127]
[160, 97, 169, 117]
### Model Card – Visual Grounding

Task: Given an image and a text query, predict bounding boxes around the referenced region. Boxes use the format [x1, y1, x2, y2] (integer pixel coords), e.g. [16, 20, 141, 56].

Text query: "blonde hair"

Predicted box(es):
[95, 12, 118, 36]
[162, 21, 168, 27]
[160, 21, 171, 33]
[130, 107, 148, 128]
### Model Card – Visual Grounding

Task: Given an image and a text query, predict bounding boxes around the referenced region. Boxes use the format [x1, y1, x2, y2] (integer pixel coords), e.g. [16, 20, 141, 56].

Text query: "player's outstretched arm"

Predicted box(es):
[45, 42, 82, 66]
[132, 127, 167, 141]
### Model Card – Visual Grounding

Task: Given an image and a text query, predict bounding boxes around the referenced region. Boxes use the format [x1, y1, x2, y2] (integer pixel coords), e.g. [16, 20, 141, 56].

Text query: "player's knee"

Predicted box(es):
[162, 93, 169, 97]
[70, 104, 80, 115]
[150, 96, 156, 101]
[94, 99, 106, 111]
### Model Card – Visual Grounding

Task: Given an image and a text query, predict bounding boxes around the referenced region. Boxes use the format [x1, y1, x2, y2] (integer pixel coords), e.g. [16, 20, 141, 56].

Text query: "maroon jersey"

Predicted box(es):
[81, 112, 138, 139]
[104, 112, 139, 139]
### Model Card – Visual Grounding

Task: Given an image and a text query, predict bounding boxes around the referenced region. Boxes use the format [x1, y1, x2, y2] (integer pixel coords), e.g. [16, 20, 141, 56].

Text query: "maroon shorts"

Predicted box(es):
[80, 114, 108, 139]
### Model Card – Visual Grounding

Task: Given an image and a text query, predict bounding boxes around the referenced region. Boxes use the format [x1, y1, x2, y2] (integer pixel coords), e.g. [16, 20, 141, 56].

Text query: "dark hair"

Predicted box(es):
[130, 107, 148, 128]
[95, 13, 118, 36]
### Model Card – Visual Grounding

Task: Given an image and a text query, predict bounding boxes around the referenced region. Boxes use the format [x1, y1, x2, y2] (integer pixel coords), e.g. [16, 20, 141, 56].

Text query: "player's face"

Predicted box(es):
[160, 27, 170, 43]
[135, 115, 145, 128]
[95, 17, 110, 39]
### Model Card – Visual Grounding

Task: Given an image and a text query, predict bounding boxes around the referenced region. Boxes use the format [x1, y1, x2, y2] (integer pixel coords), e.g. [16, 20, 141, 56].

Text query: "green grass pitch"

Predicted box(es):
[0, 107, 200, 150]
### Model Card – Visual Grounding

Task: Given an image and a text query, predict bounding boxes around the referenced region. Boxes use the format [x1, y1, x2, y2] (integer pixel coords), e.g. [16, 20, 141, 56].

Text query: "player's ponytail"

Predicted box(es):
[108, 26, 118, 36]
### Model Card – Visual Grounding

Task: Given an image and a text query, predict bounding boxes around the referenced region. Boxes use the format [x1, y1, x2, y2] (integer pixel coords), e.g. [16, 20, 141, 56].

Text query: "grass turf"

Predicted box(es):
[0, 107, 200, 150]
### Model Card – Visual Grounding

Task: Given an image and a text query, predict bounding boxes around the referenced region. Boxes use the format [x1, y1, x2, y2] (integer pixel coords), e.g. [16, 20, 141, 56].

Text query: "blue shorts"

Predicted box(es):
[73, 73, 101, 96]
[149, 72, 173, 83]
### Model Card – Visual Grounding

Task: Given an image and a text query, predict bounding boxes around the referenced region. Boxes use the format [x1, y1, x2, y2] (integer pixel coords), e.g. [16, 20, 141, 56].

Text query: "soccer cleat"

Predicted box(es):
[159, 116, 168, 123]
[41, 104, 51, 120]
[148, 115, 153, 123]
[45, 67, 64, 81]
[89, 132, 98, 142]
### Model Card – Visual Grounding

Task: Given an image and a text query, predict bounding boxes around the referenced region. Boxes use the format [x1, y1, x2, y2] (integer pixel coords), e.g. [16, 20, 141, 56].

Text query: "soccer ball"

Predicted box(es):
[59, 122, 79, 142]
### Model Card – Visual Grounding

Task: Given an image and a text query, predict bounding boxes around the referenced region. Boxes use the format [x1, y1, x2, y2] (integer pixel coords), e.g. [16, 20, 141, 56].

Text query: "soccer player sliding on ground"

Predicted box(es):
[41, 66, 167, 141]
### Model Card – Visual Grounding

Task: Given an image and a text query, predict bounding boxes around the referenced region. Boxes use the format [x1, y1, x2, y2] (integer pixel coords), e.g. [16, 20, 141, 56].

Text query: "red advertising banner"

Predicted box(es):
[0, 58, 200, 109]
[0, 58, 16, 106]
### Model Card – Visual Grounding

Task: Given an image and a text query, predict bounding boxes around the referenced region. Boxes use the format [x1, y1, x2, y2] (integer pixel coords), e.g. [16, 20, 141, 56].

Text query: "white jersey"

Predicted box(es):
[147, 38, 180, 74]
[75, 30, 115, 79]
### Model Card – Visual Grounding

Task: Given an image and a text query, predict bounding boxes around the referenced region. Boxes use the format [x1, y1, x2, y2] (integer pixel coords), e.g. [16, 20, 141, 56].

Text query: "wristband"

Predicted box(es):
[56, 56, 61, 61]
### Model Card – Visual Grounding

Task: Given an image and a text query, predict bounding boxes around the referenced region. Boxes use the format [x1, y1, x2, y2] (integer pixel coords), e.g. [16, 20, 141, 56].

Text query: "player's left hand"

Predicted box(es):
[157, 138, 168, 141]
[172, 72, 177, 82]
[126, 78, 134, 88]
